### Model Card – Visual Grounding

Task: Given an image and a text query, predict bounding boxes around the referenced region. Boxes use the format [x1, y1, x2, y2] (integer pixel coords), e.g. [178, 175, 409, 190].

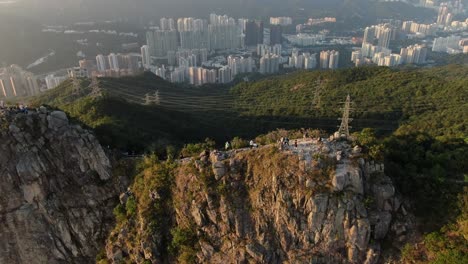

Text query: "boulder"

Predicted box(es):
[47, 111, 69, 130]
[212, 161, 227, 180]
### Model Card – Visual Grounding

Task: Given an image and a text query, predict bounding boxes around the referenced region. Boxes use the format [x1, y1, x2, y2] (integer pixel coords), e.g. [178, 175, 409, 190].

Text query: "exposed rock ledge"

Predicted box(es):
[107, 139, 415, 264]
[0, 109, 124, 264]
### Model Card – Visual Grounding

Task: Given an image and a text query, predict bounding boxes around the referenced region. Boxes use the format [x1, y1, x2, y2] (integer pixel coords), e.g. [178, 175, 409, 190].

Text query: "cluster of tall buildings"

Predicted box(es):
[45, 74, 68, 90]
[95, 53, 140, 77]
[400, 45, 428, 64]
[168, 49, 209, 67]
[319, 51, 340, 69]
[227, 56, 254, 76]
[166, 55, 254, 85]
[257, 44, 282, 57]
[352, 44, 427, 67]
[0, 65, 40, 99]
[401, 21, 438, 36]
[68, 53, 141, 79]
[288, 49, 317, 70]
[306, 17, 337, 26]
[363, 24, 397, 49]
[146, 29, 179, 57]
[437, 4, 454, 26]
[188, 67, 217, 86]
[270, 17, 293, 26]
[353, 22, 423, 67]
[145, 13, 266, 62]
[259, 53, 280, 74]
[284, 34, 325, 47]
[432, 35, 463, 53]
[208, 15, 243, 50]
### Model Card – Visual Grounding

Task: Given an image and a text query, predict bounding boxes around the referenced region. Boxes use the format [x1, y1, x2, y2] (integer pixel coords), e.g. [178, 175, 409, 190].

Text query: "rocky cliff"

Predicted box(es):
[106, 138, 414, 264]
[0, 108, 124, 264]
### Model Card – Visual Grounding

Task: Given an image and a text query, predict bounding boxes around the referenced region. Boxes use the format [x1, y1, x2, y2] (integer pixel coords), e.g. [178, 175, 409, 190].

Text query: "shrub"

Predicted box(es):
[181, 138, 216, 157]
[125, 196, 137, 217]
[169, 227, 198, 255]
[113, 204, 126, 223]
[231, 137, 248, 149]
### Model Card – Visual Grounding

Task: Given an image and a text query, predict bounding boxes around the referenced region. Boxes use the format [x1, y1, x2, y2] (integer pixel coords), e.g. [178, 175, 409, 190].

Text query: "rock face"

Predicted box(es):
[0, 109, 123, 264]
[106, 140, 414, 264]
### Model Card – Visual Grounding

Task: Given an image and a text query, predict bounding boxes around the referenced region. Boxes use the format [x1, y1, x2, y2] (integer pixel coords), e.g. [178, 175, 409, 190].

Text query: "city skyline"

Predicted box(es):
[0, 0, 466, 94]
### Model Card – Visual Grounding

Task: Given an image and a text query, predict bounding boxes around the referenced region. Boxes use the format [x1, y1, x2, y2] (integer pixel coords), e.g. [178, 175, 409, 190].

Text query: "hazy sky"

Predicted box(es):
[2, 0, 346, 23]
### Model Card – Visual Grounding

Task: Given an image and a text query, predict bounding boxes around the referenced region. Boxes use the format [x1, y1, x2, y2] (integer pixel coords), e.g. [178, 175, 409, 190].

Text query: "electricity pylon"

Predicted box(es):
[312, 79, 324, 109]
[337, 95, 353, 138]
[145, 90, 160, 105]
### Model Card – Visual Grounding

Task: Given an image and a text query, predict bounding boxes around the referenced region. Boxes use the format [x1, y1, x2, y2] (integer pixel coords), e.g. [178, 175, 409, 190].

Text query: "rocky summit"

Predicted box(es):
[0, 108, 125, 264]
[105, 138, 415, 264]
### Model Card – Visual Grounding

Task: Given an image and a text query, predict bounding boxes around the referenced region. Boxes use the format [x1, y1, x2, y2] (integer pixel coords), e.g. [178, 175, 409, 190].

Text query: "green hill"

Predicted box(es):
[31, 65, 467, 152]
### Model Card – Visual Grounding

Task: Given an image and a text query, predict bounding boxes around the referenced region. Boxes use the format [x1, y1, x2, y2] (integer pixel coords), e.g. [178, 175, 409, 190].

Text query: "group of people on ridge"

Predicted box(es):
[0, 101, 29, 114]
[279, 137, 298, 150]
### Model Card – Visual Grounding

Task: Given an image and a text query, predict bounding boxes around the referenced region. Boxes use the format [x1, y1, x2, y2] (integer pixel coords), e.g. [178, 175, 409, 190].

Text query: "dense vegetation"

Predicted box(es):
[32, 65, 467, 152]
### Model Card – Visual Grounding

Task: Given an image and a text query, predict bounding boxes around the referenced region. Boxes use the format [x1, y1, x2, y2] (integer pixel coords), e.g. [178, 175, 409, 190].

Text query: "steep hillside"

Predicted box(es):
[0, 108, 127, 264]
[103, 139, 414, 264]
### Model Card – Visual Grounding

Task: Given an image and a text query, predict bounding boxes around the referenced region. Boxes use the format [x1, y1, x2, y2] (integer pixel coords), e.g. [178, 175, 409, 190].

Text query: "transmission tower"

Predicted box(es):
[312, 79, 324, 109]
[89, 77, 102, 97]
[337, 95, 353, 138]
[144, 90, 160, 105]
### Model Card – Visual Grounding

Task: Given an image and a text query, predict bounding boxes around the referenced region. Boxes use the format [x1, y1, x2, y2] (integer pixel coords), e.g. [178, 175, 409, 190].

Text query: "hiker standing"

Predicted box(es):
[225, 141, 230, 150]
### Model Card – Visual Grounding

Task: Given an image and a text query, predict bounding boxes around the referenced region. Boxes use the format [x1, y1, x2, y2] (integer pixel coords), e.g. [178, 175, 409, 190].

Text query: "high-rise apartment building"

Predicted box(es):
[270, 17, 292, 26]
[259, 53, 280, 74]
[146, 29, 178, 57]
[141, 45, 151, 69]
[218, 66, 233, 84]
[363, 26, 376, 44]
[228, 56, 253, 76]
[432, 35, 461, 52]
[96, 54, 108, 72]
[208, 15, 242, 50]
[188, 67, 217, 85]
[320, 50, 339, 69]
[400, 44, 427, 64]
[437, 4, 452, 25]
[108, 53, 120, 71]
[270, 25, 283, 45]
[45, 74, 67, 90]
[0, 65, 40, 98]
[245, 20, 264, 46]
[304, 53, 317, 69]
[160, 18, 176, 31]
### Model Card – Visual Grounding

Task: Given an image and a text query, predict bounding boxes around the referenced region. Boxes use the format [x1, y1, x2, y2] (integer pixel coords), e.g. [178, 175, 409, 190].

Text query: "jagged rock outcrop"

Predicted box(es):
[0, 109, 124, 264]
[106, 139, 415, 264]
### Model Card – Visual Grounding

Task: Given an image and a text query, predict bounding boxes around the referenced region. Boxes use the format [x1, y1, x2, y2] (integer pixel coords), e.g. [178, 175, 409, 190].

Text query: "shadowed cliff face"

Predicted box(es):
[106, 139, 415, 264]
[0, 108, 124, 264]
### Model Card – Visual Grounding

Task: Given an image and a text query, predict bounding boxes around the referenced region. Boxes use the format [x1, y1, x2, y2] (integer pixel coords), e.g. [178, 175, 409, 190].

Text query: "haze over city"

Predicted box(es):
[0, 1, 467, 264]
